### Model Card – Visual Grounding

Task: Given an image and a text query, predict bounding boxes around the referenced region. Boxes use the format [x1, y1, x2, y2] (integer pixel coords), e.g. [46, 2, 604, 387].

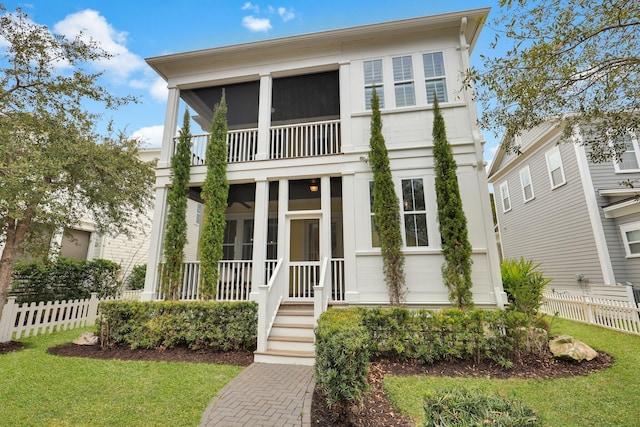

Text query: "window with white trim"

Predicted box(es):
[614, 133, 640, 172]
[423, 52, 447, 103]
[401, 178, 428, 246]
[545, 146, 566, 188]
[392, 56, 415, 107]
[369, 181, 380, 247]
[620, 222, 640, 257]
[499, 182, 511, 212]
[364, 59, 384, 109]
[519, 166, 534, 202]
[195, 202, 203, 225]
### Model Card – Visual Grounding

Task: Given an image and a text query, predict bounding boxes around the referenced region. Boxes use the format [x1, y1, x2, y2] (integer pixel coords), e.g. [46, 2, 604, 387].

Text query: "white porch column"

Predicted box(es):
[250, 178, 269, 299]
[142, 186, 169, 301]
[255, 74, 272, 161]
[341, 172, 359, 302]
[338, 62, 352, 153]
[158, 86, 181, 169]
[320, 176, 332, 260]
[277, 179, 288, 260]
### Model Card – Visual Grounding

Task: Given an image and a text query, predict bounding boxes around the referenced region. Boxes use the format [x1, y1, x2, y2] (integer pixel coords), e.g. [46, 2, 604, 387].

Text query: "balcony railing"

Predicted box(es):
[269, 119, 341, 160]
[175, 119, 341, 166]
[177, 128, 258, 166]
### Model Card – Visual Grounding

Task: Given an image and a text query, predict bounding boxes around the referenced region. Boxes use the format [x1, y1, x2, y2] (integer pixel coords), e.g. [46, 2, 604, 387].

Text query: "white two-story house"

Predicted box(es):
[142, 8, 504, 364]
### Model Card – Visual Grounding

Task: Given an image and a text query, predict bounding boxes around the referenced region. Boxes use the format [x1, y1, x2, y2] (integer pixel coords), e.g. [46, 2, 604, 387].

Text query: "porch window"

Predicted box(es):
[423, 52, 447, 103]
[369, 181, 380, 247]
[364, 59, 384, 109]
[195, 203, 203, 225]
[401, 178, 428, 247]
[242, 219, 254, 260]
[614, 133, 640, 172]
[621, 222, 640, 257]
[519, 165, 535, 202]
[393, 55, 415, 107]
[545, 146, 566, 189]
[499, 181, 511, 213]
[222, 220, 236, 260]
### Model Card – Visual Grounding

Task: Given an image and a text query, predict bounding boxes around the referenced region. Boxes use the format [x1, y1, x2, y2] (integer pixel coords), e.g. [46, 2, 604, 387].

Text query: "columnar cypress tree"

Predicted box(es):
[432, 96, 474, 310]
[368, 88, 406, 305]
[199, 92, 229, 300]
[161, 110, 192, 300]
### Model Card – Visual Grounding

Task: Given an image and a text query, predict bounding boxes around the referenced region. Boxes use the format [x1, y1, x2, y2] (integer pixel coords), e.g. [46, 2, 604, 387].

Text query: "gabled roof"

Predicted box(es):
[487, 119, 565, 182]
[146, 8, 490, 82]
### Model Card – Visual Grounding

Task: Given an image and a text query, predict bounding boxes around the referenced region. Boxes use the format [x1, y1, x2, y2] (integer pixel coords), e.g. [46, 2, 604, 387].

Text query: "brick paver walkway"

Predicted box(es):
[200, 363, 315, 427]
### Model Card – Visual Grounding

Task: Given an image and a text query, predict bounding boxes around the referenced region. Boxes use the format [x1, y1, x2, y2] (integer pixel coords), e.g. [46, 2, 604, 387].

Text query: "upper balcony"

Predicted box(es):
[175, 69, 341, 166]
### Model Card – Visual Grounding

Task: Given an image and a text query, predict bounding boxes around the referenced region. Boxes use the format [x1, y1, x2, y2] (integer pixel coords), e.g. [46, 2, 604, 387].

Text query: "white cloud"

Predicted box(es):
[150, 77, 168, 102]
[131, 125, 164, 148]
[53, 9, 145, 82]
[242, 2, 260, 13]
[278, 7, 295, 22]
[242, 16, 272, 32]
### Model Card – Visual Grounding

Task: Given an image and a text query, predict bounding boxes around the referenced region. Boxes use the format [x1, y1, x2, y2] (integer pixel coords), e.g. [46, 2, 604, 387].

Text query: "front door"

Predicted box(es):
[288, 217, 320, 300]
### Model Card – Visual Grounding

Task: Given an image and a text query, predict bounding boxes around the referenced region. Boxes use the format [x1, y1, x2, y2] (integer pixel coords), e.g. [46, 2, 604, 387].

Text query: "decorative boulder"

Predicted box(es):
[549, 335, 598, 362]
[73, 331, 99, 346]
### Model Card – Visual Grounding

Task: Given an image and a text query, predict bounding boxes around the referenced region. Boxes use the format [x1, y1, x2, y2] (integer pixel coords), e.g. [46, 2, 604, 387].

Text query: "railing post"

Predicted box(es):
[0, 297, 18, 342]
[257, 285, 268, 352]
[584, 295, 595, 324]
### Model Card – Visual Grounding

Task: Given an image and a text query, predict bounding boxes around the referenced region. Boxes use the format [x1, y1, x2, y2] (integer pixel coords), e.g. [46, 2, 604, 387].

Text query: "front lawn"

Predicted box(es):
[385, 318, 640, 426]
[0, 329, 243, 427]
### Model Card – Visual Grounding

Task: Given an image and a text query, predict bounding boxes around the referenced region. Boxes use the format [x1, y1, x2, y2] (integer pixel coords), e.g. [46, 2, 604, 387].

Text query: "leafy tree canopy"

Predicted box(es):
[468, 0, 639, 161]
[0, 5, 155, 308]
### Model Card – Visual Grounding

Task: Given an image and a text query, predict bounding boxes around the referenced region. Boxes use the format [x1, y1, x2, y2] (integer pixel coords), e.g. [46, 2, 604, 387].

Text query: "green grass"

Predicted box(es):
[385, 318, 640, 427]
[0, 328, 244, 427]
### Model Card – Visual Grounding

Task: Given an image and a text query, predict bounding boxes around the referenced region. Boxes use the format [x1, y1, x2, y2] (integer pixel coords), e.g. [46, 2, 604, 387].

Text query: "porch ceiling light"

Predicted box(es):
[309, 179, 319, 192]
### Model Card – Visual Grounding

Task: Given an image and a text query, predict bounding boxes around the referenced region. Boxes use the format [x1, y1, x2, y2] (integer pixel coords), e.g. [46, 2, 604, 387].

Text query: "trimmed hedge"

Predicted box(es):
[10, 258, 120, 303]
[98, 300, 258, 351]
[315, 308, 370, 417]
[315, 307, 540, 419]
[424, 388, 542, 426]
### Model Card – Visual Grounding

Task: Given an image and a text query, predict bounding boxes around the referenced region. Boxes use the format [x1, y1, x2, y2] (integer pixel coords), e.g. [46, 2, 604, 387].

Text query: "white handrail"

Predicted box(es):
[257, 258, 284, 352]
[313, 257, 330, 325]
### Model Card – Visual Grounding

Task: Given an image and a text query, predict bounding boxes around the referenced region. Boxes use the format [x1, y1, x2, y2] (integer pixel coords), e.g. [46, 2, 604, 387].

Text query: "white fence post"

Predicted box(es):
[0, 297, 18, 342]
[86, 293, 100, 326]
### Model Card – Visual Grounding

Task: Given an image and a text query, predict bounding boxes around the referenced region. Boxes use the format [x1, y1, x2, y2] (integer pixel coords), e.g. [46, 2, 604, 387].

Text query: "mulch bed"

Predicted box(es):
[3, 340, 612, 427]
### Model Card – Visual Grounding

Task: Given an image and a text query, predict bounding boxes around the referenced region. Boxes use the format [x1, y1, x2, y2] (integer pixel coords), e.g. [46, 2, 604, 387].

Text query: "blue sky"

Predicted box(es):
[2, 0, 502, 161]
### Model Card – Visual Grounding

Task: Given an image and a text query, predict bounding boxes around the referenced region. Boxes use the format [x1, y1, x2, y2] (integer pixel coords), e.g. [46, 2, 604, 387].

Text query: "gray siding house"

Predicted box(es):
[488, 121, 640, 293]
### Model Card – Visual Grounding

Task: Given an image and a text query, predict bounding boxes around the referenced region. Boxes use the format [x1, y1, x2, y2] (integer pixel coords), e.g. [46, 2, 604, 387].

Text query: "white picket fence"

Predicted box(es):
[0, 293, 115, 342]
[540, 292, 640, 336]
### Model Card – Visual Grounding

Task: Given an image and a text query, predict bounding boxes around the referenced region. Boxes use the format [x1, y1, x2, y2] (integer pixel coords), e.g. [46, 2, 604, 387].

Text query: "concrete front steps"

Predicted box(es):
[254, 302, 315, 366]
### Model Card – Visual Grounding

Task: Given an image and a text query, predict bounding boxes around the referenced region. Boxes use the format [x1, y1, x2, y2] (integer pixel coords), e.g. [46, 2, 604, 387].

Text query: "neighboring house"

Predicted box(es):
[1, 149, 204, 285]
[488, 120, 640, 295]
[143, 8, 504, 364]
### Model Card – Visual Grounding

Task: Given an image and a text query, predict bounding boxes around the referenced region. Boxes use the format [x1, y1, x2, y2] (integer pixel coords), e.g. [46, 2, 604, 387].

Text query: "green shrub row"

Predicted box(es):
[98, 300, 258, 351]
[314, 307, 545, 418]
[10, 258, 120, 303]
[423, 388, 542, 426]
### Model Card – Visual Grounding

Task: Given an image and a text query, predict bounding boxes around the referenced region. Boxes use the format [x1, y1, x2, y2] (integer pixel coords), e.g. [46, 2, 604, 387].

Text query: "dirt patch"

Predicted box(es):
[0, 341, 24, 354]
[46, 342, 254, 366]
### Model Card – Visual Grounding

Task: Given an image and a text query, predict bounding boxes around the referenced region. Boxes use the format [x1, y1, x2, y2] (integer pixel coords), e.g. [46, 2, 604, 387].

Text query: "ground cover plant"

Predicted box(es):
[384, 318, 638, 427]
[0, 328, 245, 427]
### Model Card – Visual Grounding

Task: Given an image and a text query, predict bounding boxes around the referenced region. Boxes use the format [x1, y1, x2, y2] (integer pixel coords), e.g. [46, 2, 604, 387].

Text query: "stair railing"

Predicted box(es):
[257, 258, 284, 352]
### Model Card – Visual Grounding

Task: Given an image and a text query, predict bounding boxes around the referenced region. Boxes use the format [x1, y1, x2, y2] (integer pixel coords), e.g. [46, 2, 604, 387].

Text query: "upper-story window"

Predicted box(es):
[620, 222, 640, 258]
[545, 146, 566, 189]
[423, 52, 447, 103]
[401, 178, 428, 246]
[519, 165, 535, 202]
[613, 133, 640, 172]
[364, 59, 384, 109]
[392, 56, 415, 107]
[499, 181, 511, 212]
